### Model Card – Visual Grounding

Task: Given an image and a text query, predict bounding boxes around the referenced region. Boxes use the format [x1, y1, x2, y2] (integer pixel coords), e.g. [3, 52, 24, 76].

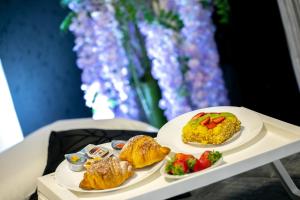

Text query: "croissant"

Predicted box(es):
[79, 157, 133, 190]
[119, 135, 170, 168]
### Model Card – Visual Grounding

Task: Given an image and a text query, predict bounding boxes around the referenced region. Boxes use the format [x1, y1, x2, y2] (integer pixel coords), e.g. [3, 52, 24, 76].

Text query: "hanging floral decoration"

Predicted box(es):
[66, 1, 142, 120]
[139, 22, 192, 119]
[174, 0, 229, 108]
[60, 0, 230, 128]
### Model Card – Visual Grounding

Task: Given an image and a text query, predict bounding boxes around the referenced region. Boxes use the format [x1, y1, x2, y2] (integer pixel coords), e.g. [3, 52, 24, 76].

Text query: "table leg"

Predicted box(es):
[272, 160, 300, 200]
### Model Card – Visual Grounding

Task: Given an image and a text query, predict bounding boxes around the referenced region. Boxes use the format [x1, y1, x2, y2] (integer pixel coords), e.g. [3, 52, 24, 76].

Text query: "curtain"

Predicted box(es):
[277, 0, 300, 91]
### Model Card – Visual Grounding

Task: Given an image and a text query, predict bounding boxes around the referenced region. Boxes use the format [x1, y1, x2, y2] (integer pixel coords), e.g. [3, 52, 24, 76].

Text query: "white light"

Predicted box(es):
[81, 84, 87, 91]
[0, 59, 23, 152]
[84, 81, 100, 107]
[92, 94, 115, 119]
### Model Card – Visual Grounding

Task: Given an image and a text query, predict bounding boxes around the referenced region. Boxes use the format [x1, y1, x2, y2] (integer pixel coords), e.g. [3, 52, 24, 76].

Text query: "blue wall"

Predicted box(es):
[0, 0, 91, 136]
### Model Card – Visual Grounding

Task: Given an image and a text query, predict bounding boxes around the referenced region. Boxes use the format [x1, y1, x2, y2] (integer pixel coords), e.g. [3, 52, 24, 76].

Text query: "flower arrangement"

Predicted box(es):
[60, 0, 230, 128]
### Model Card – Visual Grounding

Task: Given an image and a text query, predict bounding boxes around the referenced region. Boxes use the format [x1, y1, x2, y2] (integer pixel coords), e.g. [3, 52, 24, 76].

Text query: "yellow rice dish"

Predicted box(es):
[182, 112, 241, 145]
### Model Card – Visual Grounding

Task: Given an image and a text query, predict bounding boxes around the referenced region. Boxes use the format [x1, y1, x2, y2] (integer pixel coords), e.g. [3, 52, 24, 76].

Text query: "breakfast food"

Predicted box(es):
[70, 154, 80, 163]
[83, 157, 102, 170]
[165, 151, 222, 176]
[84, 144, 109, 158]
[79, 157, 133, 190]
[65, 153, 87, 172]
[182, 112, 241, 145]
[119, 135, 170, 168]
[111, 140, 126, 150]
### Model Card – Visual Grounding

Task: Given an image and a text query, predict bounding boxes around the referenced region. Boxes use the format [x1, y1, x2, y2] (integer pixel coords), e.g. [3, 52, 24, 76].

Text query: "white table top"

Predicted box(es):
[37, 108, 300, 200]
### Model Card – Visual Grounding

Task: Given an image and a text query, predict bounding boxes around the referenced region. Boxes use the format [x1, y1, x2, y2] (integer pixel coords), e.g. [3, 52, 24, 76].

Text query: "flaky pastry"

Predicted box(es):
[119, 135, 170, 168]
[79, 157, 133, 190]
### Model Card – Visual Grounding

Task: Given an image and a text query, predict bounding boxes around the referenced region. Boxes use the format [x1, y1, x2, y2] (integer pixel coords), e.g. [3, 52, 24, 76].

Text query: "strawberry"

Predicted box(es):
[212, 116, 225, 124]
[207, 151, 222, 165]
[198, 151, 212, 169]
[171, 160, 189, 175]
[198, 151, 222, 170]
[165, 160, 174, 174]
[199, 150, 211, 160]
[192, 112, 205, 120]
[200, 117, 210, 126]
[206, 122, 217, 129]
[192, 159, 202, 172]
[186, 157, 196, 171]
[185, 156, 211, 172]
[175, 153, 194, 161]
[198, 157, 212, 170]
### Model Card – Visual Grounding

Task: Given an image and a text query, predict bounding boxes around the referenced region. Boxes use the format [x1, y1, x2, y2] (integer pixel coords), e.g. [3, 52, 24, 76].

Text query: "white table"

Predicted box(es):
[37, 108, 300, 200]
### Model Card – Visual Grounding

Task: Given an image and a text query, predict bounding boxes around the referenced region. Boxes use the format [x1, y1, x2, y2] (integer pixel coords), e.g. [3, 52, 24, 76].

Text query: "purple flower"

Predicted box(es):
[68, 1, 142, 120]
[139, 22, 192, 119]
[173, 0, 229, 108]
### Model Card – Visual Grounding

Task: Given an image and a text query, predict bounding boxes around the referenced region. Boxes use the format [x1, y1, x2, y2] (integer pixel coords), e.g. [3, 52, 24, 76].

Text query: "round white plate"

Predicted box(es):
[157, 106, 263, 154]
[160, 154, 224, 179]
[55, 156, 164, 193]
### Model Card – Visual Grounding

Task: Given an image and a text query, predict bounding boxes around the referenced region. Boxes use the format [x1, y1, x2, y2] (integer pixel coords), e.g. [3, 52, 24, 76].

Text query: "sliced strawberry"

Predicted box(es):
[171, 160, 189, 175]
[206, 122, 217, 129]
[200, 117, 210, 126]
[192, 112, 205, 120]
[175, 153, 194, 161]
[212, 116, 225, 124]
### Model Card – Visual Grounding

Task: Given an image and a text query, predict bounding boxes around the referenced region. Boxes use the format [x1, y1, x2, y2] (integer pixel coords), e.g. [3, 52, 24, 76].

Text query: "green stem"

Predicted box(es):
[113, 0, 167, 128]
[60, 12, 76, 32]
[133, 23, 152, 75]
[124, 27, 166, 128]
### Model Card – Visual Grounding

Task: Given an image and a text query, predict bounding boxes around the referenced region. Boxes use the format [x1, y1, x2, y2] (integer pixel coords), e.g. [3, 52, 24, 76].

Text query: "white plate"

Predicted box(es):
[55, 150, 164, 193]
[160, 153, 224, 179]
[157, 106, 263, 154]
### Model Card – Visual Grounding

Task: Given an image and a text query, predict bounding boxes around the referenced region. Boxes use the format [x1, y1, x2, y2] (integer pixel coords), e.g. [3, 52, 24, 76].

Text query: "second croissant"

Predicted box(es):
[119, 135, 170, 168]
